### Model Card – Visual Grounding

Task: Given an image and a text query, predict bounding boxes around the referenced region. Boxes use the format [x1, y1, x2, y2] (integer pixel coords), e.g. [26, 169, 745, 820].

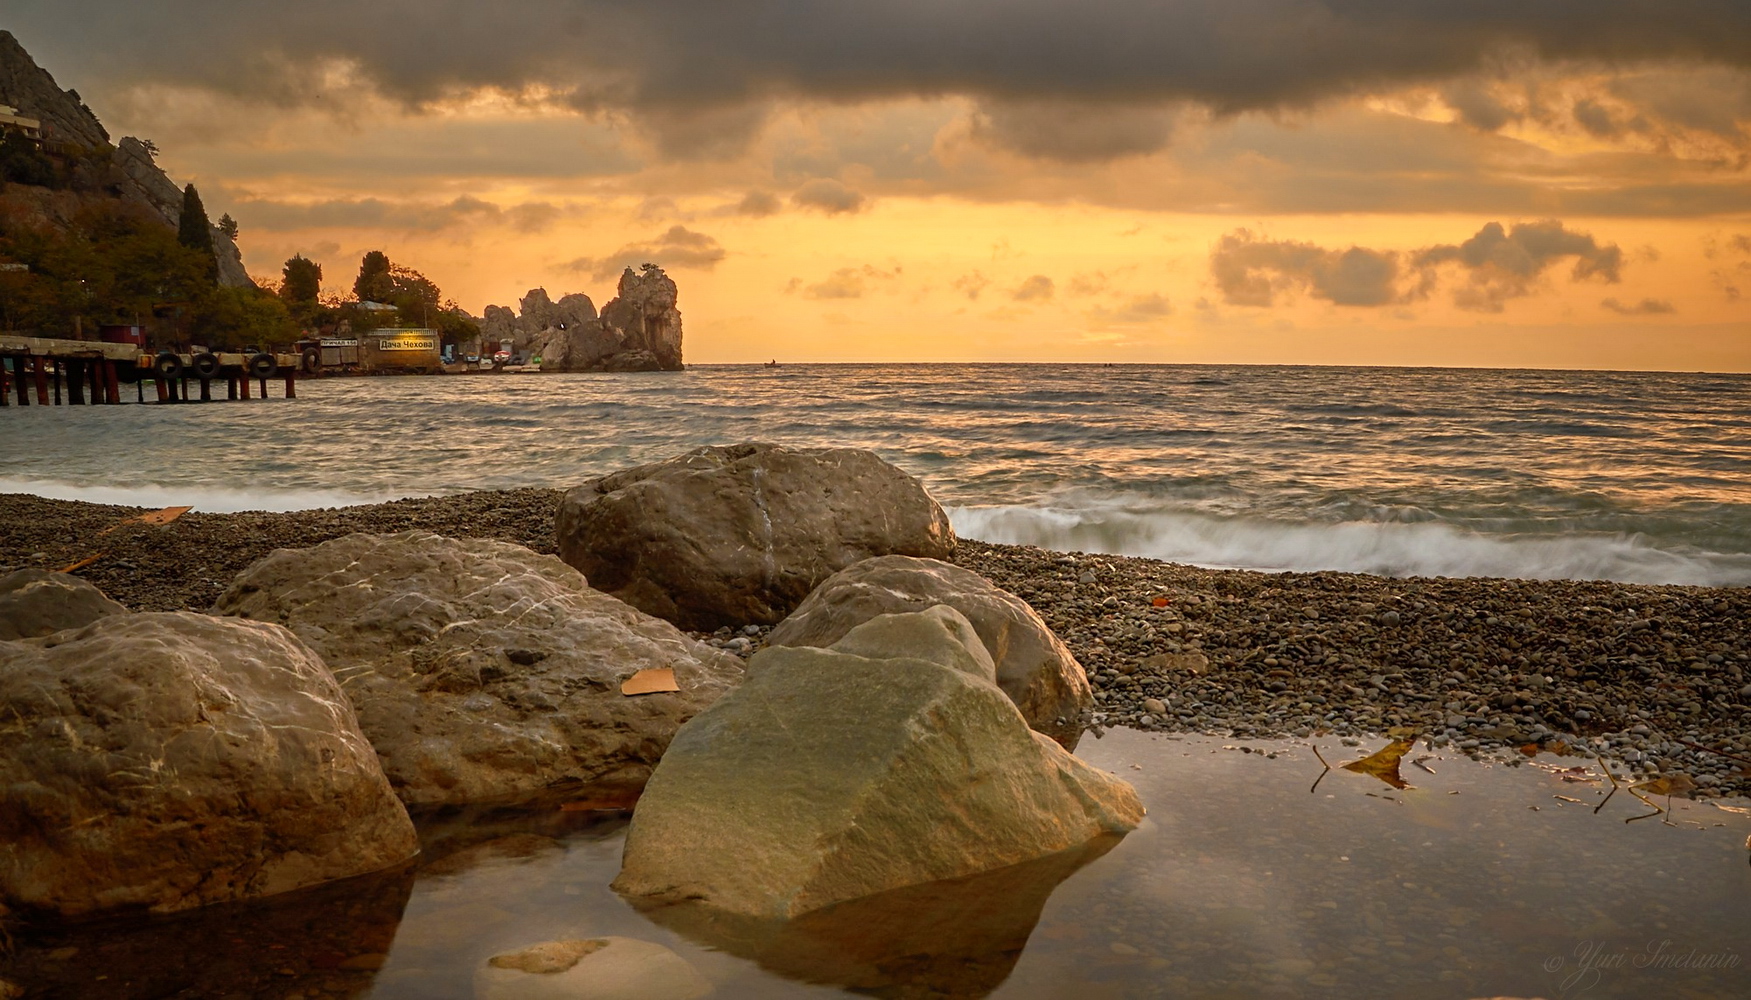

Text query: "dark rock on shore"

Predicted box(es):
[557, 444, 958, 630]
[0, 568, 126, 640]
[0, 612, 418, 919]
[213, 531, 744, 807]
[613, 608, 1142, 918]
[767, 555, 1091, 741]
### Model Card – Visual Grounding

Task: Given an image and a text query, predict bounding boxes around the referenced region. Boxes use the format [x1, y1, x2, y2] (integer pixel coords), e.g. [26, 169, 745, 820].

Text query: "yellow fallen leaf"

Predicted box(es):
[99, 505, 192, 535]
[1634, 774, 1698, 798]
[621, 667, 679, 696]
[1342, 739, 1415, 789]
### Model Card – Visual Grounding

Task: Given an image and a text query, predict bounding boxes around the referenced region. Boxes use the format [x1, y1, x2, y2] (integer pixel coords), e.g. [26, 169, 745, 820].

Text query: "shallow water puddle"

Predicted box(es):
[7, 730, 1748, 999]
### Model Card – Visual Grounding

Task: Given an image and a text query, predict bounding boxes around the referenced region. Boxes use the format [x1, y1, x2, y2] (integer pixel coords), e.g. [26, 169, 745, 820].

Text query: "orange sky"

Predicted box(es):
[14, 6, 1751, 369]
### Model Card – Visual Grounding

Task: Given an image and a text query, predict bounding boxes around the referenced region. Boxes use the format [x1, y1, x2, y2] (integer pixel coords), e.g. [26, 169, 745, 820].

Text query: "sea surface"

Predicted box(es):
[3, 363, 1748, 586]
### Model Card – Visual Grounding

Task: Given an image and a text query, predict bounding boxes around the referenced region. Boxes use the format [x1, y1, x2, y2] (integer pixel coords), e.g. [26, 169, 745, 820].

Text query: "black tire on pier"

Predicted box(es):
[301, 347, 321, 374]
[247, 353, 278, 379]
[192, 352, 221, 378]
[153, 352, 184, 380]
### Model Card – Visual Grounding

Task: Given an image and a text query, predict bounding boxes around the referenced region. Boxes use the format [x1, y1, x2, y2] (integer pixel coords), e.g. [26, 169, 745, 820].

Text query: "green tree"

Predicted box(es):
[177, 183, 218, 283]
[353, 250, 393, 302]
[191, 285, 297, 350]
[280, 254, 322, 304]
[218, 213, 239, 240]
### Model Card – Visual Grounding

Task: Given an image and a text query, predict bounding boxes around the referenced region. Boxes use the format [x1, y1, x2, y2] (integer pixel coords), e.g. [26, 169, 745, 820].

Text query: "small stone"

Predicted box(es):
[741, 624, 762, 636]
[1079, 571, 1098, 584]
[1143, 698, 1167, 715]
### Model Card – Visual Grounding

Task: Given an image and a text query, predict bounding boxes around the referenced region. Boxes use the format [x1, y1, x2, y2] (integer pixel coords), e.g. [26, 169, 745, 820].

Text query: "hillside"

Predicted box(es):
[0, 29, 251, 289]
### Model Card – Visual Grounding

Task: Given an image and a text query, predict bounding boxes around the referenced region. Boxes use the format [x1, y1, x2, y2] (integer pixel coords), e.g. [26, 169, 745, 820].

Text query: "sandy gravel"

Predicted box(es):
[4, 489, 1746, 796]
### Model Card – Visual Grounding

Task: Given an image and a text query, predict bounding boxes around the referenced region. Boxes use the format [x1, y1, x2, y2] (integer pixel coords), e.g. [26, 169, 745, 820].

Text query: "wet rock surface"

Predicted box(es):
[0, 612, 418, 919]
[556, 444, 958, 630]
[0, 568, 126, 640]
[767, 554, 1092, 740]
[3, 489, 1745, 795]
[213, 531, 744, 807]
[475, 936, 711, 1000]
[613, 608, 1143, 918]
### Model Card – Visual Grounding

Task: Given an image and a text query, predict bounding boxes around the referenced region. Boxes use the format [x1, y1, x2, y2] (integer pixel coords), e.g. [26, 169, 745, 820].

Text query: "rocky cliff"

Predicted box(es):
[0, 31, 252, 287]
[482, 264, 685, 372]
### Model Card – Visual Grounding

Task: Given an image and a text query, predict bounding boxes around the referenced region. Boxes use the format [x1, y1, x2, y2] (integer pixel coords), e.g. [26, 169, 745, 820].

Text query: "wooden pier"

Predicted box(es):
[0, 336, 299, 407]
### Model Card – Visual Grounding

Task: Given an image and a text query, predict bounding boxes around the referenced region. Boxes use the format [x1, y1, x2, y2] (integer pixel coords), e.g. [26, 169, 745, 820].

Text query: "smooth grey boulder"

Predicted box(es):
[0, 612, 418, 919]
[557, 443, 958, 631]
[767, 556, 1092, 738]
[212, 531, 744, 807]
[612, 608, 1143, 919]
[0, 568, 127, 641]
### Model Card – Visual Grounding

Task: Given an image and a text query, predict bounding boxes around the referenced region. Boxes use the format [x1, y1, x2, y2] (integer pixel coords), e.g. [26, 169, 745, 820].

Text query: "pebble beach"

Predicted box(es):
[4, 488, 1747, 798]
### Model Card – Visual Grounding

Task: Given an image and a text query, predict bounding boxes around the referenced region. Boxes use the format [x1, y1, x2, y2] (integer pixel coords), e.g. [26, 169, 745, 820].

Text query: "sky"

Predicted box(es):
[10, 1, 1751, 369]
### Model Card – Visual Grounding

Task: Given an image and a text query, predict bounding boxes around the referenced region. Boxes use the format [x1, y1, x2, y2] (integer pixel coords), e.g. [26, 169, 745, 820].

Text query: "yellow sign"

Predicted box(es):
[373, 333, 438, 352]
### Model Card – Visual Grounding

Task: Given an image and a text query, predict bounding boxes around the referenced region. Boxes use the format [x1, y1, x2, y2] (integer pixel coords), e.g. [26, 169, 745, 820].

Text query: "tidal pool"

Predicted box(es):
[7, 730, 1748, 999]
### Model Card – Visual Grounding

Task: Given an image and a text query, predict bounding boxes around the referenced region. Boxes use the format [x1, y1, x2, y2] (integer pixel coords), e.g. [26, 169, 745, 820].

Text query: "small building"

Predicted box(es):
[361, 328, 442, 374]
[0, 105, 43, 145]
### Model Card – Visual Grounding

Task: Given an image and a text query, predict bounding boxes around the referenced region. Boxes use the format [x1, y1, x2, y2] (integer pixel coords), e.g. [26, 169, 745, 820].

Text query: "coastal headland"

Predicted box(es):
[4, 486, 1744, 799]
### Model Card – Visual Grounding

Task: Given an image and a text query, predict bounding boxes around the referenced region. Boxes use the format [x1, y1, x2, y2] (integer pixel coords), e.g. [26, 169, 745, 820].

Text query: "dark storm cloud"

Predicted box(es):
[13, 1, 1751, 122]
[1214, 220, 1624, 311]
[566, 225, 726, 280]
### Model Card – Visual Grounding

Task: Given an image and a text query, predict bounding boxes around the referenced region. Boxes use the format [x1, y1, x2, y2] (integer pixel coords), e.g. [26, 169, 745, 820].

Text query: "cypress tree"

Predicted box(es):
[178, 183, 219, 282]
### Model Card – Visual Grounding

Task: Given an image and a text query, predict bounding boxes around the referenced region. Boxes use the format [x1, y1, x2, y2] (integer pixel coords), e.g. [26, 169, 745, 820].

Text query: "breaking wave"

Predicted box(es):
[949, 502, 1751, 587]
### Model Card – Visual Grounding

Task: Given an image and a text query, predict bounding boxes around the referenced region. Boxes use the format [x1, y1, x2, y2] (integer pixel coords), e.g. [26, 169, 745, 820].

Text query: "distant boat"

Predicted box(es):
[765, 359, 781, 367]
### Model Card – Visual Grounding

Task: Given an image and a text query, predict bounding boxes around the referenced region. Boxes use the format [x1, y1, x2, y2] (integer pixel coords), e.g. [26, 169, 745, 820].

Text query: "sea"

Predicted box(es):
[4, 363, 1748, 587]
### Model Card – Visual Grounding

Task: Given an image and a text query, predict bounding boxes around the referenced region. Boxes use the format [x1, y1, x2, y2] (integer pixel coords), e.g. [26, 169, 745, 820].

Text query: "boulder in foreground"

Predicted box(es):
[557, 443, 957, 630]
[612, 607, 1142, 919]
[0, 568, 127, 641]
[213, 531, 744, 807]
[0, 612, 417, 919]
[768, 555, 1092, 740]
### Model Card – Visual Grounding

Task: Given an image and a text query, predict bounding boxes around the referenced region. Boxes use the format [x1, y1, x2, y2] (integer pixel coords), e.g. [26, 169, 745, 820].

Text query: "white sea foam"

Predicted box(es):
[0, 478, 415, 513]
[949, 503, 1751, 587]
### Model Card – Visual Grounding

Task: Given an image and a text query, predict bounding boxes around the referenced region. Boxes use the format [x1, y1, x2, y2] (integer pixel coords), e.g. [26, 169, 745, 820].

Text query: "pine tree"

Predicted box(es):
[178, 183, 218, 283]
[218, 213, 239, 240]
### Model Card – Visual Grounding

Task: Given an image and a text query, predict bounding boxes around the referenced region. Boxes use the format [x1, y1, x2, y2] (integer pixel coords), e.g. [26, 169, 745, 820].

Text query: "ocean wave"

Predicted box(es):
[948, 503, 1751, 587]
[0, 478, 413, 513]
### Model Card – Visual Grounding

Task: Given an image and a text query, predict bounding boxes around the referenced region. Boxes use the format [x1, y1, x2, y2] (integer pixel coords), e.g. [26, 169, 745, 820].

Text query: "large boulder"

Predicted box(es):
[599, 264, 684, 370]
[212, 532, 744, 807]
[768, 556, 1091, 738]
[0, 569, 127, 641]
[0, 612, 418, 919]
[612, 607, 1143, 919]
[558, 444, 958, 631]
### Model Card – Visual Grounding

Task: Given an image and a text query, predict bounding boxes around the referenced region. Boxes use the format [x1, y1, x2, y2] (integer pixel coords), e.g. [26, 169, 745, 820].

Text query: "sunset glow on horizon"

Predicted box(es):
[14, 2, 1751, 370]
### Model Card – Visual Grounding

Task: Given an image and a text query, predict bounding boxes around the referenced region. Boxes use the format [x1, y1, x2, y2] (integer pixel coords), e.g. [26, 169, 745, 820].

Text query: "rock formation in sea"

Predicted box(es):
[0, 611, 418, 919]
[0, 30, 253, 287]
[556, 443, 959, 630]
[611, 606, 1144, 918]
[767, 555, 1093, 742]
[479, 263, 686, 371]
[212, 531, 745, 807]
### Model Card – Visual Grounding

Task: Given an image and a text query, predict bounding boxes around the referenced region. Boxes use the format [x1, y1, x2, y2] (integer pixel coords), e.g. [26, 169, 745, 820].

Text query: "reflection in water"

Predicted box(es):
[629, 837, 1121, 998]
[2, 862, 416, 999]
[5, 732, 1749, 998]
